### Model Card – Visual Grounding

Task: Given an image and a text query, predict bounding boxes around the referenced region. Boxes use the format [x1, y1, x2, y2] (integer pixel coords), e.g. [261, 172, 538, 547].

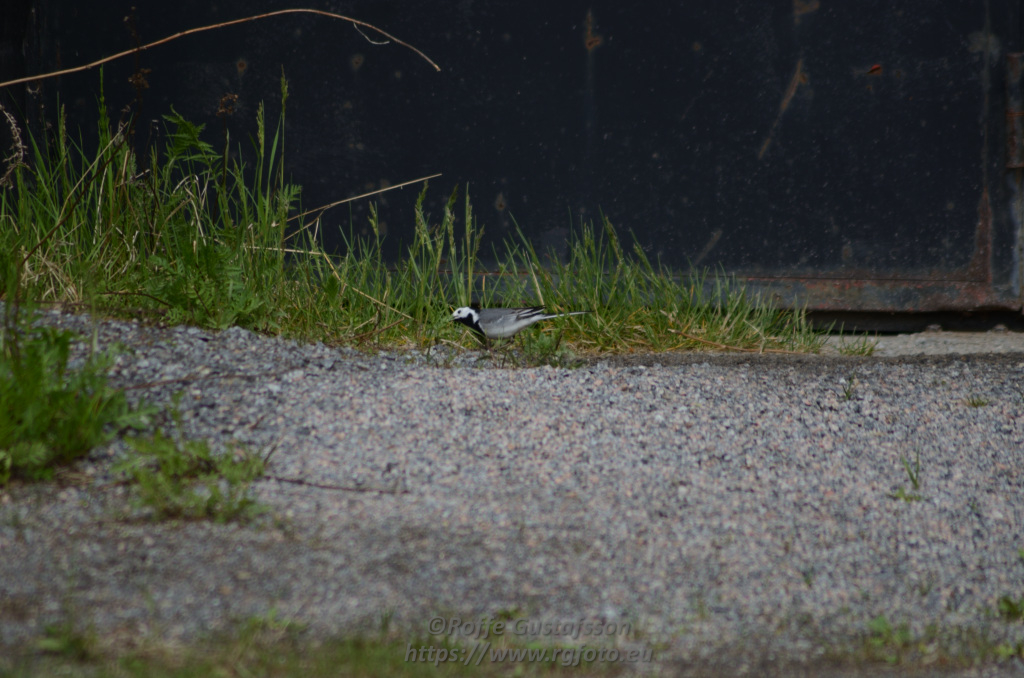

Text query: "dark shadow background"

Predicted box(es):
[1, 1, 1019, 296]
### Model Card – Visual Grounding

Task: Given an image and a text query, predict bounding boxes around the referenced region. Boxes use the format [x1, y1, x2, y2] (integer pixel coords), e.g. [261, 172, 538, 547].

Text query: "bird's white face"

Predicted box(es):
[451, 307, 478, 322]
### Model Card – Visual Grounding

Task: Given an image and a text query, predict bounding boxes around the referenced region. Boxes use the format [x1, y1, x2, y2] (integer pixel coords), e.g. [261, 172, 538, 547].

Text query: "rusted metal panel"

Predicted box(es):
[743, 277, 1018, 314]
[1008, 53, 1024, 169]
[743, 184, 1016, 312]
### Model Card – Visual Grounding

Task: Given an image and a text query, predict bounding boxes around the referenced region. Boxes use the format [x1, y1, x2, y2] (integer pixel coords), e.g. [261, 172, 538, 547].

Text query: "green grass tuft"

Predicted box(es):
[114, 397, 269, 522]
[3, 618, 637, 677]
[837, 333, 878, 356]
[887, 451, 924, 502]
[0, 310, 152, 484]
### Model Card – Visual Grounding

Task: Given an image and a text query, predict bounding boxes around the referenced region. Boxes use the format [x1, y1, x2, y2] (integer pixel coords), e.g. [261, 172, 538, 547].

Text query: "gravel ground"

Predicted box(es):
[2, 309, 1024, 677]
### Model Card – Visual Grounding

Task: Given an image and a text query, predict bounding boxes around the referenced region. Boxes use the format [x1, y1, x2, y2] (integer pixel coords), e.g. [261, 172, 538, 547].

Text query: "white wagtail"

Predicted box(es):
[451, 306, 590, 345]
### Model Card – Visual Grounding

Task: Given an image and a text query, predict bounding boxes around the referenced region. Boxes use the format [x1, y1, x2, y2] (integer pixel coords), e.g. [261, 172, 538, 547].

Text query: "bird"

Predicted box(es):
[451, 306, 590, 345]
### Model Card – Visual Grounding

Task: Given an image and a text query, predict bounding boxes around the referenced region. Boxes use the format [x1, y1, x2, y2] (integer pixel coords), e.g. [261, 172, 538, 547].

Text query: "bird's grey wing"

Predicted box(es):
[512, 307, 550, 321]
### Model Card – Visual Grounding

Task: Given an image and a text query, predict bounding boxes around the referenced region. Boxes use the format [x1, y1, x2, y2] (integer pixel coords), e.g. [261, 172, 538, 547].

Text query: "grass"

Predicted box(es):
[2, 611, 639, 678]
[998, 595, 1024, 622]
[836, 333, 878, 356]
[0, 309, 153, 484]
[863, 614, 915, 664]
[112, 395, 269, 522]
[8, 607, 1024, 677]
[809, 612, 1024, 668]
[0, 76, 825, 358]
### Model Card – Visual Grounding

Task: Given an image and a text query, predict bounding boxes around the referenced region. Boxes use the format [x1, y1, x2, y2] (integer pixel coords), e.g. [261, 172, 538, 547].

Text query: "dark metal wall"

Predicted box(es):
[5, 1, 1023, 313]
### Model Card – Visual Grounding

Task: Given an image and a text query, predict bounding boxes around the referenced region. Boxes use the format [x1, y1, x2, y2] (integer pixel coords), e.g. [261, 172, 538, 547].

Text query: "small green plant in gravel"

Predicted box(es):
[837, 615, 1024, 667]
[888, 487, 921, 503]
[998, 594, 1024, 622]
[115, 400, 269, 522]
[517, 329, 585, 368]
[35, 618, 97, 663]
[888, 451, 924, 502]
[0, 310, 152, 485]
[965, 395, 990, 408]
[26, 592, 100, 663]
[902, 452, 922, 489]
[841, 373, 859, 401]
[864, 614, 916, 664]
[237, 606, 310, 638]
[995, 641, 1024, 660]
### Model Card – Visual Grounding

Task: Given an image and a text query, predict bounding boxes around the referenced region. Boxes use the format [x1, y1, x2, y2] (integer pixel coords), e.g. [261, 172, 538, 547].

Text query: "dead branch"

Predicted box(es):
[0, 8, 439, 90]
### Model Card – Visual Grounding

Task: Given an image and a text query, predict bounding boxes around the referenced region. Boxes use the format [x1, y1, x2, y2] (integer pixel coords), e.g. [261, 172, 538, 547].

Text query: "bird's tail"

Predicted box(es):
[545, 310, 591, 319]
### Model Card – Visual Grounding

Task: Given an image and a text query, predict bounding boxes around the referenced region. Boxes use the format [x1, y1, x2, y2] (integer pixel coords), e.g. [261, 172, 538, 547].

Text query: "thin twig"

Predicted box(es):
[263, 474, 408, 495]
[352, 24, 390, 46]
[100, 290, 173, 307]
[121, 370, 289, 391]
[354, 317, 405, 343]
[287, 172, 442, 229]
[0, 8, 439, 90]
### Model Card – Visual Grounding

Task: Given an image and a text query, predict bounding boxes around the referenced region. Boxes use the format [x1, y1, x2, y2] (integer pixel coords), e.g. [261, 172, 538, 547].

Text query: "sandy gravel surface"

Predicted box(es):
[2, 310, 1024, 677]
[825, 328, 1024, 358]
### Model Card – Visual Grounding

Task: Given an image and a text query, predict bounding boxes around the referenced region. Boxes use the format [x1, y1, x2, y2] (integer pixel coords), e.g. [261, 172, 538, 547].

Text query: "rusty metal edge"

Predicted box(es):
[739, 276, 1021, 313]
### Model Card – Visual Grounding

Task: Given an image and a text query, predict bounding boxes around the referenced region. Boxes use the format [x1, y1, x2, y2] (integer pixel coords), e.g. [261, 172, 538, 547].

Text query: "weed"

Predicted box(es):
[997, 594, 1024, 622]
[114, 397, 269, 522]
[831, 614, 1024, 667]
[901, 452, 922, 490]
[888, 487, 923, 503]
[965, 395, 990, 408]
[887, 451, 924, 502]
[0, 311, 152, 485]
[35, 618, 97, 662]
[379, 608, 396, 636]
[995, 641, 1024, 659]
[865, 614, 914, 663]
[518, 328, 586, 368]
[693, 593, 710, 622]
[841, 373, 859, 400]
[237, 607, 309, 640]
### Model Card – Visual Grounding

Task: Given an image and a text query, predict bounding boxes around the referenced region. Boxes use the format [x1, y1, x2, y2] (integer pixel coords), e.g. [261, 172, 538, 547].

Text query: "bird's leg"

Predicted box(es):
[498, 342, 518, 368]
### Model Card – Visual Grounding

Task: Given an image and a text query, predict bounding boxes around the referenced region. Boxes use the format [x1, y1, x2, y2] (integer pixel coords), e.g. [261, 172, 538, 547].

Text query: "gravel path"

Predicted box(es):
[2, 310, 1024, 676]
